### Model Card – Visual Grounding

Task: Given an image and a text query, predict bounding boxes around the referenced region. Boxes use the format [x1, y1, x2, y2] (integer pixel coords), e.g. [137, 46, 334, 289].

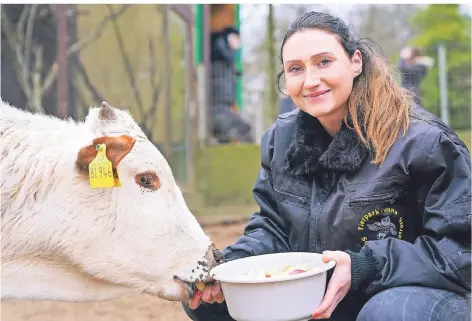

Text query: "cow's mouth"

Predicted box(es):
[173, 275, 198, 299]
[172, 247, 225, 300]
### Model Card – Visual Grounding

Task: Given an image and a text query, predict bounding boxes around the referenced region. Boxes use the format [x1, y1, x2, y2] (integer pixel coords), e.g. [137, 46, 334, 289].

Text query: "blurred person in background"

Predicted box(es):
[398, 45, 434, 105]
[210, 26, 253, 143]
[183, 11, 471, 321]
[279, 95, 297, 115]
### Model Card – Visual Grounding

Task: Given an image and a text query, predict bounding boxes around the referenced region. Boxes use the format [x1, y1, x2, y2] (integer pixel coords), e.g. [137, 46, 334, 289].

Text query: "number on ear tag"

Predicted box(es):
[89, 144, 115, 189]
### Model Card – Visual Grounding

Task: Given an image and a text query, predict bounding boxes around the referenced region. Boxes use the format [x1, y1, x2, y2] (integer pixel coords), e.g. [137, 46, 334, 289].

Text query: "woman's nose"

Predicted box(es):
[304, 68, 321, 88]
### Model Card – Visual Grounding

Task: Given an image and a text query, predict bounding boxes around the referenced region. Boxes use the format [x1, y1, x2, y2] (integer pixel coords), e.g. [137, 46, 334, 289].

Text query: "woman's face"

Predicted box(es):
[282, 29, 362, 122]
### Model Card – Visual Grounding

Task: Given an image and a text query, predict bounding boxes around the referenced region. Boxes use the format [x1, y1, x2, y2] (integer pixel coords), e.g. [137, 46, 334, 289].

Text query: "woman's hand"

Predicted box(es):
[311, 251, 352, 320]
[188, 281, 225, 310]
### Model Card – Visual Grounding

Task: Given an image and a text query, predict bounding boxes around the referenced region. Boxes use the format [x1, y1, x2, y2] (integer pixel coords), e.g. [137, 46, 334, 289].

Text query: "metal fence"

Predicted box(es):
[435, 44, 471, 131]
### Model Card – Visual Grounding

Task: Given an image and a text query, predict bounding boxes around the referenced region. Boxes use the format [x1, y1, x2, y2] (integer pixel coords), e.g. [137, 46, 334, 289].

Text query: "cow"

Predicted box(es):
[0, 99, 222, 303]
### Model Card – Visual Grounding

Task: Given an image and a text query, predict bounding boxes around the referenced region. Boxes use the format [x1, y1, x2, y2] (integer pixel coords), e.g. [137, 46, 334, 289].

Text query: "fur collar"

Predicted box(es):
[284, 110, 370, 176]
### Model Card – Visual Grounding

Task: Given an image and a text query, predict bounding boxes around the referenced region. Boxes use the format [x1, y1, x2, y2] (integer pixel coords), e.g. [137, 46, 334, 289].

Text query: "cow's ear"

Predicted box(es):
[76, 135, 136, 172]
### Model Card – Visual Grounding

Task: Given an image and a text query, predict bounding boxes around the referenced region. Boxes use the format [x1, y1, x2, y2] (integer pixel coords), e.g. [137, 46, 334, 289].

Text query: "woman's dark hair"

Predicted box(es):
[277, 11, 413, 164]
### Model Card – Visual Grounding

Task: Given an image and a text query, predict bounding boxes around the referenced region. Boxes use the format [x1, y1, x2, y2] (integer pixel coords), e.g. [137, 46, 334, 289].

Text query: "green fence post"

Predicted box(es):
[194, 4, 203, 66]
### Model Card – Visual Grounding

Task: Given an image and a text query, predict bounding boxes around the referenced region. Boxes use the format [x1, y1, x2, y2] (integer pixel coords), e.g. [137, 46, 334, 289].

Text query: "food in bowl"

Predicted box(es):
[243, 263, 323, 280]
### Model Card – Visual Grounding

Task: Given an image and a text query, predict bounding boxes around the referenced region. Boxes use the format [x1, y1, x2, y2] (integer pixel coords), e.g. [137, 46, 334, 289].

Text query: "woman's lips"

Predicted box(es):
[304, 89, 330, 101]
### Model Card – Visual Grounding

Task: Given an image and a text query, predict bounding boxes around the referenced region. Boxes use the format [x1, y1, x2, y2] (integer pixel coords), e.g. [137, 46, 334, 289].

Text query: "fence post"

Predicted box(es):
[438, 44, 449, 126]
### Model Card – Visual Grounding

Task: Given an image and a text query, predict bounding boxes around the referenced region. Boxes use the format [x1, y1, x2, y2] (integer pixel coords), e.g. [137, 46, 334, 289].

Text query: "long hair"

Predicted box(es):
[277, 12, 414, 164]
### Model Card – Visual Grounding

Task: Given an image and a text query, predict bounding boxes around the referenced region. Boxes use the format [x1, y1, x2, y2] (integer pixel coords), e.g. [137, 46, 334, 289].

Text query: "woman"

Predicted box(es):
[183, 11, 471, 321]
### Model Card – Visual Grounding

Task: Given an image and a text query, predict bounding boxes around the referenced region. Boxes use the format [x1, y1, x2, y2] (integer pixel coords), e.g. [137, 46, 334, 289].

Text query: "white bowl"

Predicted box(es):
[210, 252, 336, 321]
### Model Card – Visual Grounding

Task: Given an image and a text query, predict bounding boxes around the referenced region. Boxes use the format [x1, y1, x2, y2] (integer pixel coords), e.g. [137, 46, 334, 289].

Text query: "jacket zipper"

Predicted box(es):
[274, 187, 309, 205]
[348, 189, 406, 207]
[313, 172, 337, 253]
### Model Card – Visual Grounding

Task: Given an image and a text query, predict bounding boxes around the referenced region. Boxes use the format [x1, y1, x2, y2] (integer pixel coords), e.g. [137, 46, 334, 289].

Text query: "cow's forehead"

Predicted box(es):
[85, 105, 171, 168]
[86, 107, 147, 139]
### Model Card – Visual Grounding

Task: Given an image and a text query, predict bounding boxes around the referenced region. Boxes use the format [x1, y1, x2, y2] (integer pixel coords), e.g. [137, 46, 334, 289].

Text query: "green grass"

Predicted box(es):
[194, 143, 261, 206]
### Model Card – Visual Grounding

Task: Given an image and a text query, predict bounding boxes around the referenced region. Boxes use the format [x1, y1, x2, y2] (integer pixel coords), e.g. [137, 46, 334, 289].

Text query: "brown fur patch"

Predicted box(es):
[76, 135, 136, 173]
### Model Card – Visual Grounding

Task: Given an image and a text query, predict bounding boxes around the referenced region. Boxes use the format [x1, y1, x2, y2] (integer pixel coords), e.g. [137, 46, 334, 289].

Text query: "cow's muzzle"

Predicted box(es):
[173, 244, 225, 299]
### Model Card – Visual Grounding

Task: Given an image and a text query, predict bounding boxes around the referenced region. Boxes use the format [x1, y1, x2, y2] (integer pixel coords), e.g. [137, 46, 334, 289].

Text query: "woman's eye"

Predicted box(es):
[319, 58, 332, 67]
[288, 66, 302, 73]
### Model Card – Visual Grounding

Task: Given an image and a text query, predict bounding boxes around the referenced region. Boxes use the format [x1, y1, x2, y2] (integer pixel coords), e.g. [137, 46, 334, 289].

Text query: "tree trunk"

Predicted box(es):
[266, 4, 278, 125]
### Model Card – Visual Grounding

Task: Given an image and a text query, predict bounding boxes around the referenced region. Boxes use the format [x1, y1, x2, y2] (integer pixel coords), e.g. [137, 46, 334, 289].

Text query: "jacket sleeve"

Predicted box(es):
[348, 130, 471, 296]
[223, 125, 292, 261]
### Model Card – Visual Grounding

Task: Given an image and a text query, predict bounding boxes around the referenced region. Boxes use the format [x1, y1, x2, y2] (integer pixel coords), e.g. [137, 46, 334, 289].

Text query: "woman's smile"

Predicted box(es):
[303, 89, 331, 102]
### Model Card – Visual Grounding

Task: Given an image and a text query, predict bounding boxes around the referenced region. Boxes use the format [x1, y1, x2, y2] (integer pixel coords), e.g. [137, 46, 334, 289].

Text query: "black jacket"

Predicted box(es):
[223, 105, 471, 297]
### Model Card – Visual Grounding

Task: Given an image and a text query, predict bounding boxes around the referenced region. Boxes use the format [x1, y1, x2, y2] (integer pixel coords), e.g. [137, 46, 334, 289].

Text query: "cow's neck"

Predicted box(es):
[2, 258, 135, 302]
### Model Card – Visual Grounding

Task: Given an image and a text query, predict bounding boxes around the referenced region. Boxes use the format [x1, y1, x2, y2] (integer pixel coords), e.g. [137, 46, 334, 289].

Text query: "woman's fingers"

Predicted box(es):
[211, 281, 225, 303]
[189, 290, 202, 310]
[202, 283, 215, 303]
[188, 281, 225, 309]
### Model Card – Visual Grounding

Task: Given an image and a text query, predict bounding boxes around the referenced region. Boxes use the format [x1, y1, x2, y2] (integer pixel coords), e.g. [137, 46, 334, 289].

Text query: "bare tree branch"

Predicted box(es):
[2, 4, 132, 113]
[24, 4, 39, 100]
[137, 35, 162, 139]
[67, 4, 130, 56]
[148, 36, 160, 115]
[32, 45, 43, 111]
[41, 4, 132, 99]
[73, 76, 90, 119]
[39, 59, 57, 97]
[1, 8, 32, 103]
[16, 5, 30, 44]
[75, 57, 105, 104]
[106, 4, 144, 115]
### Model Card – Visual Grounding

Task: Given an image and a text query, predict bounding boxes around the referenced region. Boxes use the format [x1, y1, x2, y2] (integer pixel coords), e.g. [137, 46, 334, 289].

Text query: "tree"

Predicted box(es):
[1, 4, 130, 113]
[266, 4, 277, 123]
[410, 4, 471, 130]
[349, 4, 422, 62]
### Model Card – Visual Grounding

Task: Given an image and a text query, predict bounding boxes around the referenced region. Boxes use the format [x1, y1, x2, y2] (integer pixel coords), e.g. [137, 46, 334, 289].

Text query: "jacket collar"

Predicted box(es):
[284, 110, 370, 176]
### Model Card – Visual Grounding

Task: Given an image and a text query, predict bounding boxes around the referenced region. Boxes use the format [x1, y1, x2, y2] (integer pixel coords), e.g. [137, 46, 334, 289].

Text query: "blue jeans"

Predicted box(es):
[182, 286, 470, 321]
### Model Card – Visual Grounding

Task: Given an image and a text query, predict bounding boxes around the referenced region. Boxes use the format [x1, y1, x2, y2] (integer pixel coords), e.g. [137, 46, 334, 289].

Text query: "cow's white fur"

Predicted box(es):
[1, 99, 215, 302]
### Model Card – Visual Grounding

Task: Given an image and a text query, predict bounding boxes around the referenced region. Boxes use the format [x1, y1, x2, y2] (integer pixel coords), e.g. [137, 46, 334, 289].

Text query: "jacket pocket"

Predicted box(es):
[272, 172, 311, 250]
[274, 186, 310, 208]
[347, 188, 407, 208]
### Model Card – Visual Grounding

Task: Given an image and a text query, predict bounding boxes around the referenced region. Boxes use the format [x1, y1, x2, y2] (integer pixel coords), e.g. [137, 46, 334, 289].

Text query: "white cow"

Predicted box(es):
[1, 99, 222, 302]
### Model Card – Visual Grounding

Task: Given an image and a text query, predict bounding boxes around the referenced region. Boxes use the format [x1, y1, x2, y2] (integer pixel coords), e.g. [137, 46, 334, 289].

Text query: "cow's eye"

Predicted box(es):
[135, 172, 160, 190]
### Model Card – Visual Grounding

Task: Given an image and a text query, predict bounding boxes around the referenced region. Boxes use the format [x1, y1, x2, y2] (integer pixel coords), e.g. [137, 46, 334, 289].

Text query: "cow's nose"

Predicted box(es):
[213, 247, 225, 264]
[204, 243, 224, 268]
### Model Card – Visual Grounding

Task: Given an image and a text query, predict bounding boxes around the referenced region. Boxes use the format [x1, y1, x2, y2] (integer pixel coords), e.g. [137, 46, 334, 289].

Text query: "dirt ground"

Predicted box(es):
[1, 222, 247, 321]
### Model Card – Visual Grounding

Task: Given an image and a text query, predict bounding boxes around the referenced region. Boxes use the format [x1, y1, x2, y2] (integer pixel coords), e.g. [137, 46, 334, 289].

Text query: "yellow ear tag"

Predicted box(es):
[89, 144, 116, 189]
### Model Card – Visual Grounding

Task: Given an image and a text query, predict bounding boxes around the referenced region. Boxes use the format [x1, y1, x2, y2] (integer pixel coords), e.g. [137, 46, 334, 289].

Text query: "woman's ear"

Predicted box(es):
[351, 50, 362, 77]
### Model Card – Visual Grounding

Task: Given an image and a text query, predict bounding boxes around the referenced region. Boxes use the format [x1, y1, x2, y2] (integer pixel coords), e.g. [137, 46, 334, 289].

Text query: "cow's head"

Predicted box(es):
[69, 102, 221, 301]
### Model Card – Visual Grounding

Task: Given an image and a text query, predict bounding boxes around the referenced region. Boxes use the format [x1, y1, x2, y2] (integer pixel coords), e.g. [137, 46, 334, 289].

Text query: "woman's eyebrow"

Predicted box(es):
[284, 52, 333, 64]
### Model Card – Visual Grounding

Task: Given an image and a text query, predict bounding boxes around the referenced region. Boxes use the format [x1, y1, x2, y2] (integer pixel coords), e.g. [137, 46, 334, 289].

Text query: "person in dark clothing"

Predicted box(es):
[209, 26, 252, 143]
[183, 11, 471, 321]
[210, 26, 240, 67]
[398, 46, 434, 105]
